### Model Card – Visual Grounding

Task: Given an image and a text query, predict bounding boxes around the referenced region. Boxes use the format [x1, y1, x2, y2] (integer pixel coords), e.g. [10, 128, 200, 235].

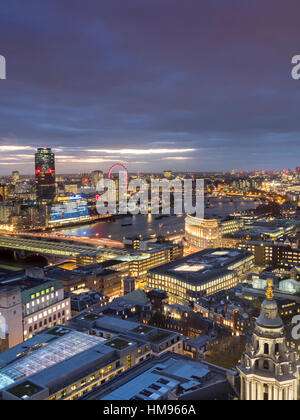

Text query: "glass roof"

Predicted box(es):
[173, 264, 205, 272]
[0, 331, 101, 391]
[0, 373, 14, 390]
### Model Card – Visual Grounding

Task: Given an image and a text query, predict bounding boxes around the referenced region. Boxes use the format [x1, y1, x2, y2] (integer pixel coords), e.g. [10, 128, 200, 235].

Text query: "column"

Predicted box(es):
[273, 385, 279, 400]
[245, 380, 250, 400]
[257, 382, 263, 400]
[268, 385, 273, 400]
[293, 384, 298, 401]
[251, 381, 256, 400]
[240, 376, 244, 400]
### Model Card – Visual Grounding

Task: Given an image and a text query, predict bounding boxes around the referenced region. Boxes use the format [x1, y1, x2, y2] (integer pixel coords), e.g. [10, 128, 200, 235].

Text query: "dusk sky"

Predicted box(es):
[0, 0, 300, 174]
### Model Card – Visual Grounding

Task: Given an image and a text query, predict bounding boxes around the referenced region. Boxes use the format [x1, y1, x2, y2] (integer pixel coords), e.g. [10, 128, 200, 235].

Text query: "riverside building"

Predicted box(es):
[185, 215, 243, 250]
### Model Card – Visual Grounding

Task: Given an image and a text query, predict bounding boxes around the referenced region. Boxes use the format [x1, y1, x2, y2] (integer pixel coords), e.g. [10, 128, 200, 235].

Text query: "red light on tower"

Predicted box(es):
[36, 168, 41, 174]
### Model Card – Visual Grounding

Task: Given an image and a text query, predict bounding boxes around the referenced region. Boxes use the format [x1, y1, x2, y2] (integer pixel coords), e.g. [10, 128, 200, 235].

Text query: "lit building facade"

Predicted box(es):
[75, 243, 183, 288]
[35, 148, 56, 202]
[147, 248, 254, 305]
[22, 280, 71, 340]
[0, 184, 8, 202]
[185, 215, 243, 249]
[238, 241, 300, 266]
[0, 287, 23, 350]
[0, 316, 183, 400]
[0, 272, 71, 348]
[91, 170, 104, 188]
[12, 171, 20, 185]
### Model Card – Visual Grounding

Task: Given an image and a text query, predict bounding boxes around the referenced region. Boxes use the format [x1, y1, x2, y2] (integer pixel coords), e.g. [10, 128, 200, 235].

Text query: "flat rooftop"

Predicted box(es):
[98, 356, 227, 401]
[70, 314, 179, 345]
[149, 248, 253, 284]
[0, 271, 50, 289]
[0, 327, 107, 392]
[5, 381, 43, 399]
[0, 272, 63, 303]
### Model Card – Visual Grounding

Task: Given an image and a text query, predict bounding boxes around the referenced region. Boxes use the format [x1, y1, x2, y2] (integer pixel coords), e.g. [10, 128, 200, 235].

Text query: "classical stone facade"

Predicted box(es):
[237, 281, 300, 400]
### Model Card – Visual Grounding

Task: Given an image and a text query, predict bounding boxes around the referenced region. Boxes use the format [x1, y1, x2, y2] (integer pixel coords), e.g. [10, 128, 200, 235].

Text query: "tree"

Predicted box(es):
[149, 311, 167, 328]
[205, 335, 247, 370]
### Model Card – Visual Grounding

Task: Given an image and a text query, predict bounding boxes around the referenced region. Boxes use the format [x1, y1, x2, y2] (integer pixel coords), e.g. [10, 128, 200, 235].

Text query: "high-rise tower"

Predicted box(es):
[35, 148, 56, 202]
[91, 170, 104, 188]
[237, 280, 299, 400]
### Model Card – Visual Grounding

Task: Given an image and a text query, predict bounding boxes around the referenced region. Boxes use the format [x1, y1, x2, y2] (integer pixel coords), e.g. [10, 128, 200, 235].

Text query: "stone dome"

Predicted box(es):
[256, 298, 283, 329]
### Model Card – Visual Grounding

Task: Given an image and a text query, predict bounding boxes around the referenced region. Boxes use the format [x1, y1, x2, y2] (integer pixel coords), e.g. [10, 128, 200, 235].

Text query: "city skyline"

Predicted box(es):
[0, 146, 298, 178]
[0, 1, 300, 404]
[0, 1, 300, 174]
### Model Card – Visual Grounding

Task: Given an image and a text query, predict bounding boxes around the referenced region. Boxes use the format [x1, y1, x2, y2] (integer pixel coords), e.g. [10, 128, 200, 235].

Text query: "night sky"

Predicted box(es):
[0, 0, 300, 174]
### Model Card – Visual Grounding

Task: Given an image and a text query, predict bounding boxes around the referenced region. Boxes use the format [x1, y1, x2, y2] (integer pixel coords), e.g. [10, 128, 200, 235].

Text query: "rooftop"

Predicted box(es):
[131, 325, 153, 335]
[5, 381, 43, 399]
[105, 338, 133, 350]
[93, 354, 234, 401]
[122, 289, 149, 305]
[0, 271, 63, 303]
[0, 327, 104, 391]
[149, 248, 253, 284]
[150, 331, 171, 343]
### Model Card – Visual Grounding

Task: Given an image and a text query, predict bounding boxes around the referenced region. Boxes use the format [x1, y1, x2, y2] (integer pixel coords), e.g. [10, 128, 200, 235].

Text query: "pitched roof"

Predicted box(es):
[122, 289, 149, 305]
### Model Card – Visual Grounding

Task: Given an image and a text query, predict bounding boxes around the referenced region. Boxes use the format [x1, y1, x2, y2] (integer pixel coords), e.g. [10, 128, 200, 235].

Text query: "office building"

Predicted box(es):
[185, 215, 243, 249]
[35, 148, 56, 202]
[0, 184, 8, 202]
[64, 184, 78, 195]
[147, 248, 254, 305]
[67, 290, 109, 314]
[84, 353, 237, 400]
[238, 241, 300, 266]
[12, 171, 20, 185]
[0, 268, 71, 348]
[0, 203, 12, 224]
[0, 314, 183, 400]
[0, 287, 23, 350]
[46, 262, 125, 298]
[75, 243, 183, 288]
[91, 170, 104, 188]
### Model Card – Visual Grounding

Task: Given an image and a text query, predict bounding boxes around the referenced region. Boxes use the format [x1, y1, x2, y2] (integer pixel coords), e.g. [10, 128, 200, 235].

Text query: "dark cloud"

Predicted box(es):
[0, 0, 299, 173]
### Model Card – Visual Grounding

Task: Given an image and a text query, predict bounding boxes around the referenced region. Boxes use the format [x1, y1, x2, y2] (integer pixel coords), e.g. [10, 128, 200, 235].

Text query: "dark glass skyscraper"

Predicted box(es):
[35, 148, 56, 202]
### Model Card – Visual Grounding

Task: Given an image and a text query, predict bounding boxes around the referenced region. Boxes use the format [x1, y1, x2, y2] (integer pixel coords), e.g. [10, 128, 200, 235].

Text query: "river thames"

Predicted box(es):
[59, 197, 258, 241]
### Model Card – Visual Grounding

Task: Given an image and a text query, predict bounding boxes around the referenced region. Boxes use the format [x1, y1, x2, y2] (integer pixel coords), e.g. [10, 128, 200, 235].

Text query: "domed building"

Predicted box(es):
[237, 280, 300, 400]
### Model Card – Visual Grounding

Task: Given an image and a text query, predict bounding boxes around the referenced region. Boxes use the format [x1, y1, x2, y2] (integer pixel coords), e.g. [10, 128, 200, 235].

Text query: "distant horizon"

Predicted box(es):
[0, 144, 297, 176]
[1, 166, 298, 178]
